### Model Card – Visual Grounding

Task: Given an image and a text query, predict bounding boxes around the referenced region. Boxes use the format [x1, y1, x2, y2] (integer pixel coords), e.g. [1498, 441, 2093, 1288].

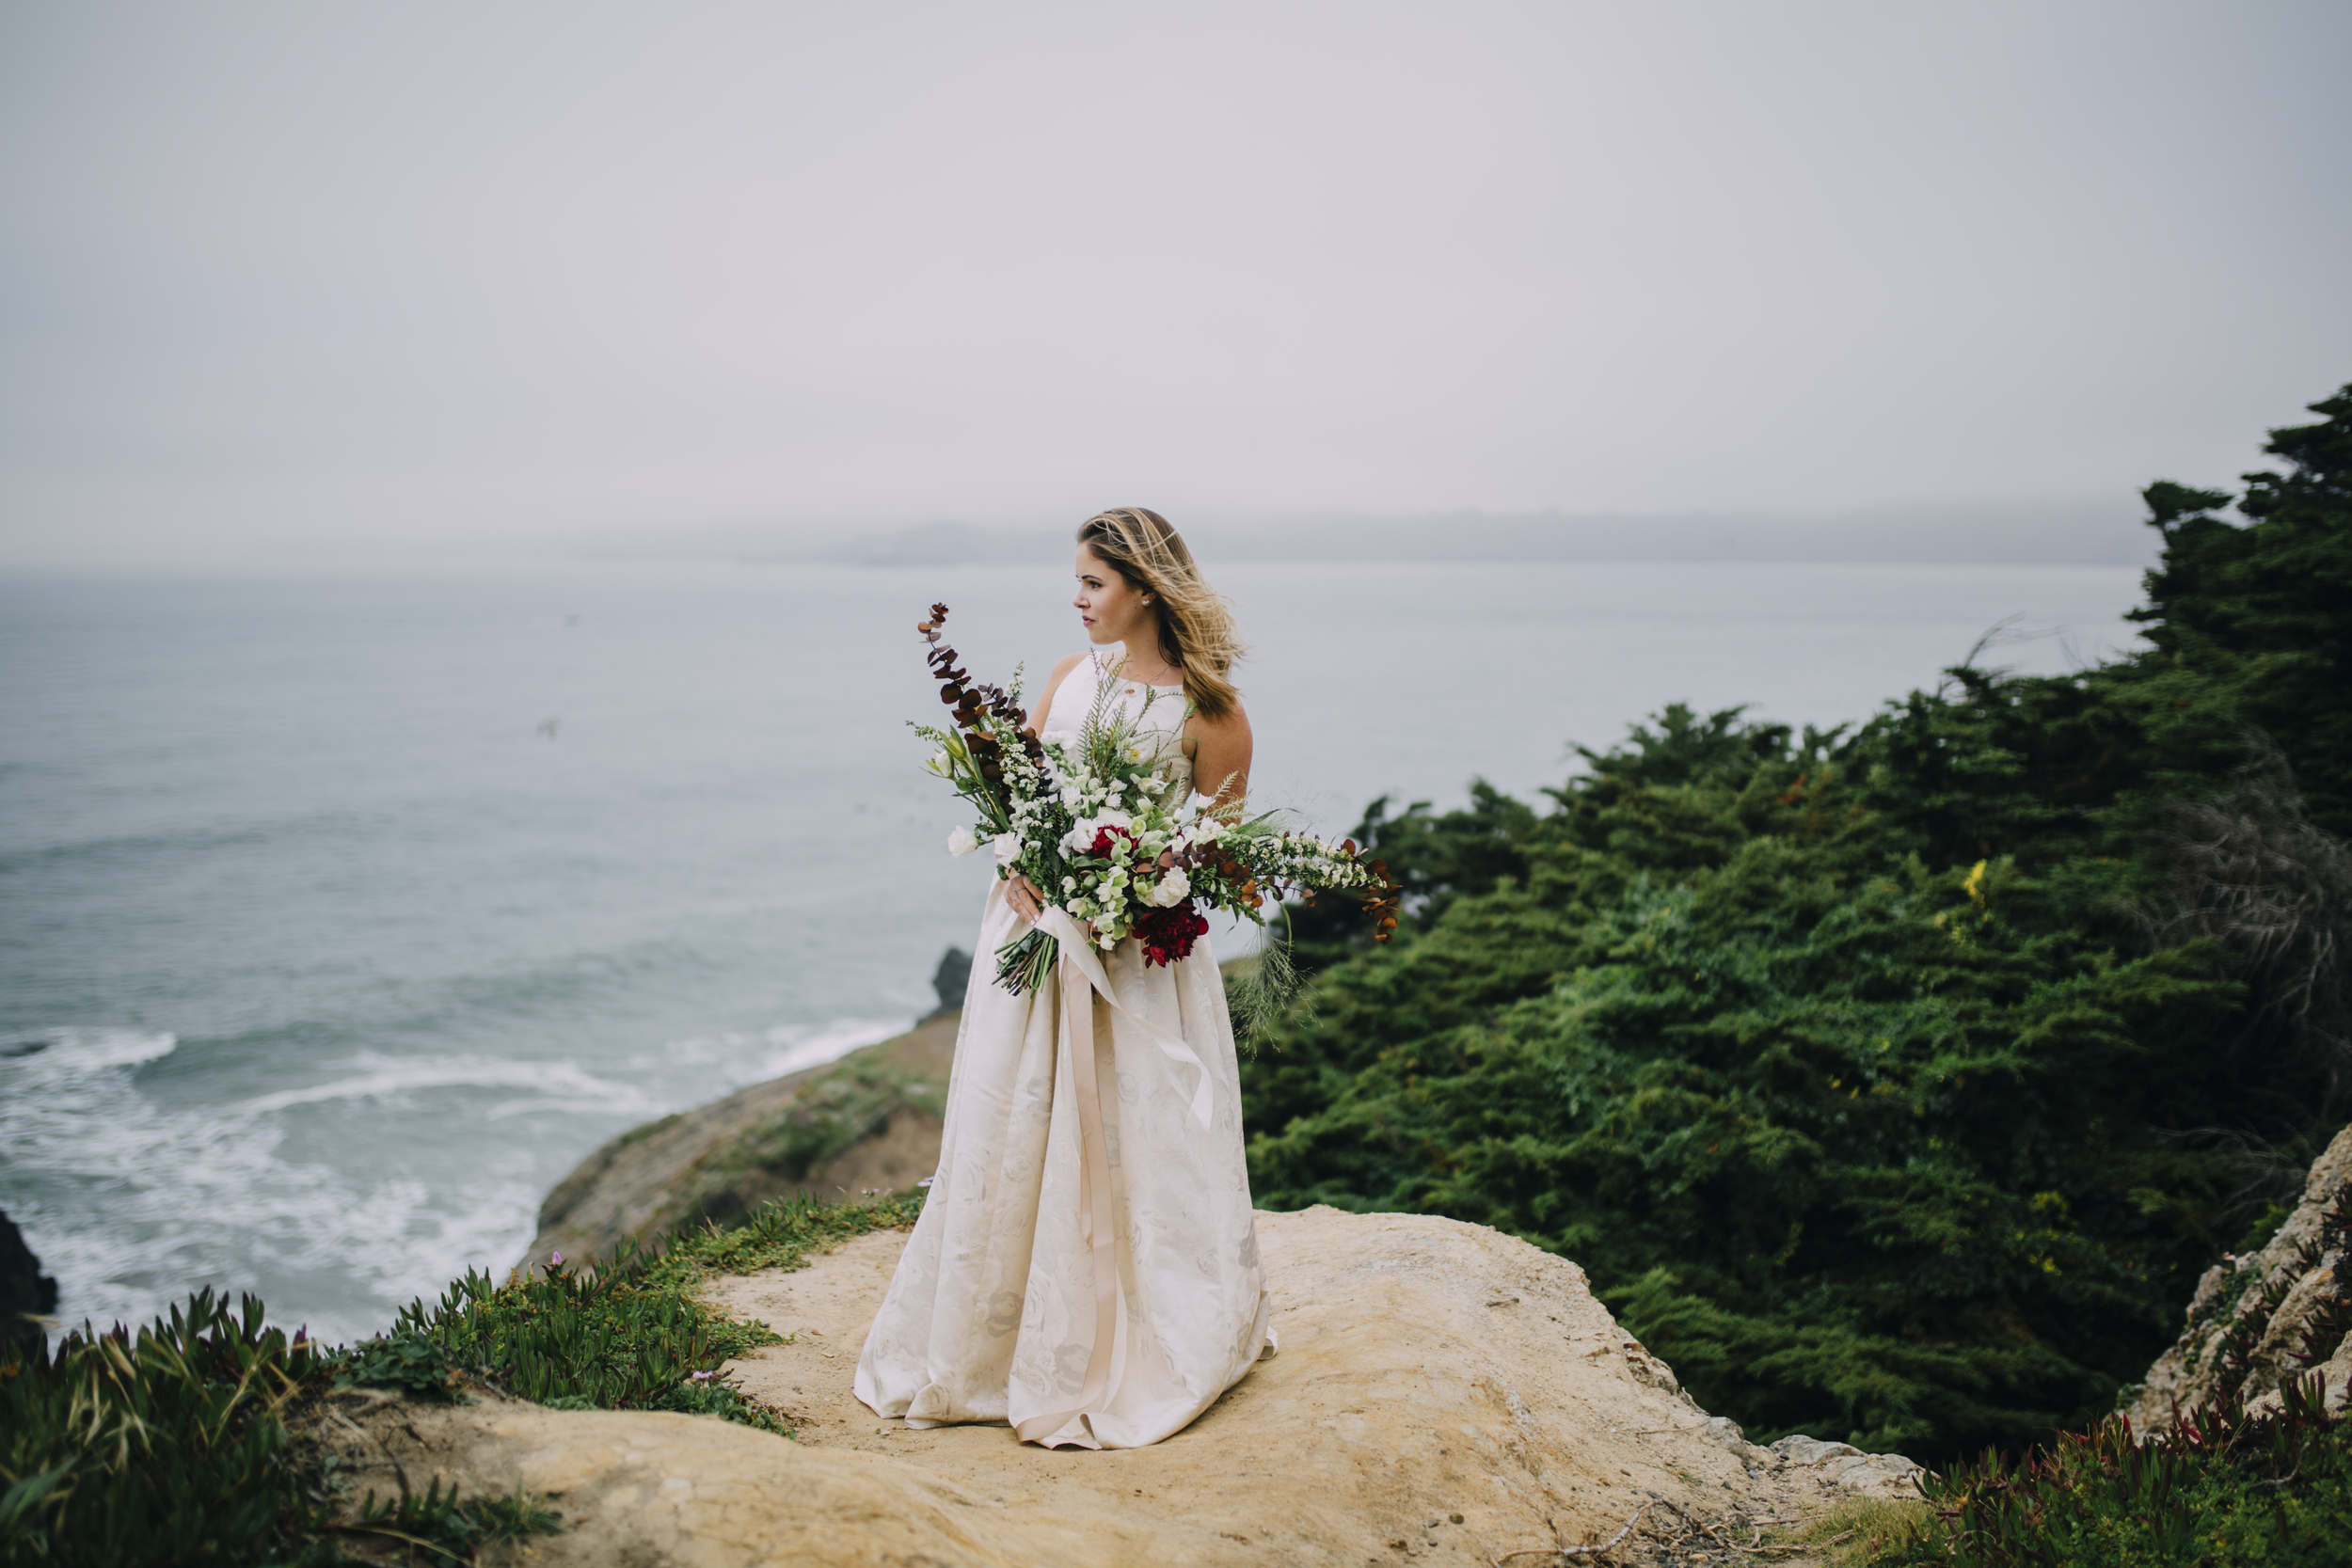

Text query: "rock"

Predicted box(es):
[346, 1206, 1919, 1566]
[2127, 1120, 2352, 1429]
[1, 1211, 60, 1358]
[931, 946, 972, 1014]
[1691, 1414, 1777, 1469]
[520, 1014, 960, 1272]
[1769, 1434, 1926, 1497]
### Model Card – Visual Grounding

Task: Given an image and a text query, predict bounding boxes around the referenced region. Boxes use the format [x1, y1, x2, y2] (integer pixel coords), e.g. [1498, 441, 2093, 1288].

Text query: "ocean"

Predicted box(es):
[0, 556, 2149, 1345]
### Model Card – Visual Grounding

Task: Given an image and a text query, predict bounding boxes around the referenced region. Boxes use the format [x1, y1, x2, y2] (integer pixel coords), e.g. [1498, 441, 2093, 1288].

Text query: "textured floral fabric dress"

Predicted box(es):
[854, 653, 1272, 1449]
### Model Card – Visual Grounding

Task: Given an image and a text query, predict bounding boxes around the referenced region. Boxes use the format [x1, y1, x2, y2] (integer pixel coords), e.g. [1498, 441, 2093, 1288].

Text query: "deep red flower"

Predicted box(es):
[1134, 897, 1209, 968]
[1086, 825, 1133, 859]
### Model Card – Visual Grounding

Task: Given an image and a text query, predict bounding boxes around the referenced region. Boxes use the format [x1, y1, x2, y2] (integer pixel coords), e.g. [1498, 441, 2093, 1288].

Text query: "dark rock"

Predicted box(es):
[1, 1210, 59, 1357]
[931, 947, 972, 1015]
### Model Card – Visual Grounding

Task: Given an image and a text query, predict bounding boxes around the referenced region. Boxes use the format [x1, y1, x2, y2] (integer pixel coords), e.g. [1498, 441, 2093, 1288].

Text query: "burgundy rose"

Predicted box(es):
[1134, 897, 1210, 968]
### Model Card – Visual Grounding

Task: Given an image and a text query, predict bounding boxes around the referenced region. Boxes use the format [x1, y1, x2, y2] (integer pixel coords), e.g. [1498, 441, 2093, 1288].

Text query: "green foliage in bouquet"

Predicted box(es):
[1244, 383, 2352, 1464]
[912, 605, 1397, 1002]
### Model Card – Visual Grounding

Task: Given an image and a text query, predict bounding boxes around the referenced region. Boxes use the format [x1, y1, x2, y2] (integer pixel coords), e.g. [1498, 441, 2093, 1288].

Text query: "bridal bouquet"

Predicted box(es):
[911, 604, 1399, 998]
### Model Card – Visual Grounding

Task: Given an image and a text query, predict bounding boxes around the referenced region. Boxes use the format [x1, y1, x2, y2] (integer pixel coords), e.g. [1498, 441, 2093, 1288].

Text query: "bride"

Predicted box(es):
[854, 507, 1272, 1449]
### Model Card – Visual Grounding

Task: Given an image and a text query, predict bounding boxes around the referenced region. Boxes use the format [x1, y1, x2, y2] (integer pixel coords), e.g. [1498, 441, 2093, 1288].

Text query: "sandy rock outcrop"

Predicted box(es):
[1766, 1435, 1925, 1497]
[521, 1013, 960, 1272]
[331, 1206, 1922, 1567]
[2128, 1121, 2352, 1429]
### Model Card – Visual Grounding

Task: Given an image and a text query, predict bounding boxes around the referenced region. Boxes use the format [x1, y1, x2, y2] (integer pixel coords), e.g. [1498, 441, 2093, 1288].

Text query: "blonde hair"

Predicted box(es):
[1074, 508, 1247, 720]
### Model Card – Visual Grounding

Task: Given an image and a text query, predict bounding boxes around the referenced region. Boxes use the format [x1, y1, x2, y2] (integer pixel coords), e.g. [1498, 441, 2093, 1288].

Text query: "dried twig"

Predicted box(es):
[1703, 1526, 1858, 1557]
[1492, 1501, 1651, 1563]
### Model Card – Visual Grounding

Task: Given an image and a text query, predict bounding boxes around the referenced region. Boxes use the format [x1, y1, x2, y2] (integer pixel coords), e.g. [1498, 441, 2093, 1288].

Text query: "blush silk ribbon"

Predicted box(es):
[1011, 903, 1214, 1446]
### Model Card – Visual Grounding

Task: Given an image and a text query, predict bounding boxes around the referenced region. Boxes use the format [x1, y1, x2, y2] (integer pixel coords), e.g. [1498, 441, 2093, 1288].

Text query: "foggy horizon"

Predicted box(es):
[4, 3, 2346, 569]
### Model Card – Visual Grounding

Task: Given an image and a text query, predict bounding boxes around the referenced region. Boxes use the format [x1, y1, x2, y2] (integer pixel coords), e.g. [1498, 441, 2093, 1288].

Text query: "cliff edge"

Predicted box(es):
[325, 1206, 1924, 1566]
[521, 1011, 960, 1273]
[2127, 1121, 2352, 1429]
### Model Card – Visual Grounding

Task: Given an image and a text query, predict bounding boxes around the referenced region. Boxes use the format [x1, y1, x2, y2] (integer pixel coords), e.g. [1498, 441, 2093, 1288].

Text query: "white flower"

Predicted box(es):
[1149, 867, 1192, 907]
[1188, 816, 1225, 845]
[1097, 807, 1133, 832]
[1097, 931, 1118, 949]
[923, 751, 951, 777]
[994, 834, 1021, 866]
[946, 827, 979, 857]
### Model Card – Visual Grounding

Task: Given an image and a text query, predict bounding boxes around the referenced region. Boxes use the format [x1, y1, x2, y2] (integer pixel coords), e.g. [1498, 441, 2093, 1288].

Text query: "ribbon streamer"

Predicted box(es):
[1034, 905, 1215, 1132]
[1011, 905, 1214, 1446]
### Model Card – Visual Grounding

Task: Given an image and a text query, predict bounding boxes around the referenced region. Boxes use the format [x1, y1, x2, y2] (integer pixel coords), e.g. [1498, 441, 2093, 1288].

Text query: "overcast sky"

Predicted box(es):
[2, 2, 2346, 565]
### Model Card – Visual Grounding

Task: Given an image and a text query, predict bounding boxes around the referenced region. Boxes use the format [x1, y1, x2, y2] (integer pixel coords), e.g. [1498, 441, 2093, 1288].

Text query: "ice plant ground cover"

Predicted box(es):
[911, 603, 1399, 998]
[0, 1195, 926, 1566]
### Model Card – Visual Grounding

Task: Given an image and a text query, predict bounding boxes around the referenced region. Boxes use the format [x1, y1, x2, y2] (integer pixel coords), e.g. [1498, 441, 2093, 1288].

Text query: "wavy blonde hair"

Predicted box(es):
[1075, 508, 1247, 720]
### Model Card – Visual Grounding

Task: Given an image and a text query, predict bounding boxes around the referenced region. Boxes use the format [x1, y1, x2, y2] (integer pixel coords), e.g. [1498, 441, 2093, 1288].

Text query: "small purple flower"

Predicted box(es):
[688, 1370, 717, 1382]
[550, 1250, 564, 1267]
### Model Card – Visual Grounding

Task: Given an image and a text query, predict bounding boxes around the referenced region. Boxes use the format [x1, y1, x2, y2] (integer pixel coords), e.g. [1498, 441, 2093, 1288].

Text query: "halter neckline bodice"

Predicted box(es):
[1041, 652, 1193, 796]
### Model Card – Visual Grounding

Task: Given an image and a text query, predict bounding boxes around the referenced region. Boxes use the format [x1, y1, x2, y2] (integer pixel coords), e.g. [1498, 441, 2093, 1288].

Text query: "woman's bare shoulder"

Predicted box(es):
[1025, 652, 1092, 732]
[1036, 652, 1089, 700]
[1186, 694, 1251, 734]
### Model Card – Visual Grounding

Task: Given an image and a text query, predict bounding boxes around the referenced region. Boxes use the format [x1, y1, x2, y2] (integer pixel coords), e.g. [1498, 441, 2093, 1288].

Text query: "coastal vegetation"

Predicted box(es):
[0, 1194, 920, 1566]
[1248, 383, 2352, 1465]
[1885, 1377, 2352, 1566]
[4, 384, 2344, 1562]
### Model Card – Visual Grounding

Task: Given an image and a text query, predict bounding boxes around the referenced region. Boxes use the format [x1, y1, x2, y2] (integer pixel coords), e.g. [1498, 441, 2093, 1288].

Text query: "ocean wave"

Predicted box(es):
[641, 1016, 911, 1091]
[0, 1028, 542, 1344]
[0, 1026, 179, 1074]
[0, 1014, 916, 1347]
[0, 813, 364, 879]
[244, 1052, 654, 1119]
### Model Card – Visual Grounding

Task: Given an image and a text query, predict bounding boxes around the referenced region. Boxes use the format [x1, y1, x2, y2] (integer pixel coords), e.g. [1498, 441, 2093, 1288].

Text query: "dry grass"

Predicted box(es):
[1770, 1496, 1934, 1566]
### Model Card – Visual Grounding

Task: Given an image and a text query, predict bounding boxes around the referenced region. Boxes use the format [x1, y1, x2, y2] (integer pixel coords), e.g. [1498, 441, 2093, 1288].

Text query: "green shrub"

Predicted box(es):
[1246, 383, 2352, 1462]
[0, 1290, 329, 1566]
[336, 1480, 562, 1565]
[0, 1191, 925, 1565]
[385, 1243, 785, 1428]
[1867, 1376, 2352, 1566]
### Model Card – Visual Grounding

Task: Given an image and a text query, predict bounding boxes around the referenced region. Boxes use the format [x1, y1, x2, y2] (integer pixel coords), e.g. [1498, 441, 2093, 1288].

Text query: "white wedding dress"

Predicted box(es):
[854, 653, 1272, 1449]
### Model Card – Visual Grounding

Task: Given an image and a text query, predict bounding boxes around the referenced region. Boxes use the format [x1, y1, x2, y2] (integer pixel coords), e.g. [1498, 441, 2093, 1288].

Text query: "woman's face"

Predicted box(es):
[1073, 545, 1152, 647]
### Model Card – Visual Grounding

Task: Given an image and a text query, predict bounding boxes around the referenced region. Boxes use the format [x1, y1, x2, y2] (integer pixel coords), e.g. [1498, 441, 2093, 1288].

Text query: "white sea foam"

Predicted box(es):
[640, 1016, 911, 1094]
[0, 1031, 561, 1343]
[245, 1052, 654, 1120]
[0, 1017, 916, 1346]
[0, 1026, 178, 1075]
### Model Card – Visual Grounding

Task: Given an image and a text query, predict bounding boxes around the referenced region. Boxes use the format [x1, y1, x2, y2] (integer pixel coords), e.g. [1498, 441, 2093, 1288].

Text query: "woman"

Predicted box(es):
[854, 508, 1272, 1450]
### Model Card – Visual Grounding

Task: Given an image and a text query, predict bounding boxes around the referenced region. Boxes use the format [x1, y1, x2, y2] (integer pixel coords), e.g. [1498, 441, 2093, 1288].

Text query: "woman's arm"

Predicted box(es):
[1186, 704, 1253, 817]
[1023, 653, 1089, 740]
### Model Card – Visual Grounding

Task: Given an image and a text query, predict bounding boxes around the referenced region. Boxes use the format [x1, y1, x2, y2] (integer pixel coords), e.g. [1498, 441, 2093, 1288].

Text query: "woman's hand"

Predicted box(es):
[1005, 871, 1048, 926]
